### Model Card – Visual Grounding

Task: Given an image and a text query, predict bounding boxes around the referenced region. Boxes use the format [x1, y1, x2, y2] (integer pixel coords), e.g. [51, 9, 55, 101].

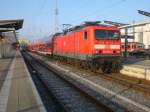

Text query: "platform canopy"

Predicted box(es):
[0, 19, 24, 33]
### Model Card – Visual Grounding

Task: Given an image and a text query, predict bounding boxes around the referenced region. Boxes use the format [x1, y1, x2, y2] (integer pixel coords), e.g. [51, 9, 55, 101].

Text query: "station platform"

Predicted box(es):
[0, 51, 45, 112]
[121, 58, 150, 81]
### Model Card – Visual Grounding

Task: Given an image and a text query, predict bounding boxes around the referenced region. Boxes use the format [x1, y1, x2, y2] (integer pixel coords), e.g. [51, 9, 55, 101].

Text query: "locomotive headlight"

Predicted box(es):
[94, 50, 102, 54]
[94, 50, 99, 54]
[114, 50, 120, 54]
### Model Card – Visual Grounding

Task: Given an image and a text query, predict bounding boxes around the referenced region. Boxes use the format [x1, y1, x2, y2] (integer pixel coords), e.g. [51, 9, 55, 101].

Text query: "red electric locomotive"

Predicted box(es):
[52, 22, 121, 73]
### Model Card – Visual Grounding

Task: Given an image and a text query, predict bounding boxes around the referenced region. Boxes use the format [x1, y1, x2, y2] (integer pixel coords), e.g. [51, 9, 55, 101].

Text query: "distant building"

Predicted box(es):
[19, 38, 30, 46]
[120, 21, 150, 49]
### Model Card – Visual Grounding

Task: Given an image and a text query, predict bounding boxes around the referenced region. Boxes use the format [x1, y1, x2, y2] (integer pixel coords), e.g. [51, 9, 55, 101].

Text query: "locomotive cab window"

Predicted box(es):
[84, 32, 87, 40]
[94, 30, 120, 39]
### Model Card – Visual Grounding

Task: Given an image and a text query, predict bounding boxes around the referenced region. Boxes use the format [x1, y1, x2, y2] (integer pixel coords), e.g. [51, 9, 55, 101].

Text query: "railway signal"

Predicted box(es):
[138, 10, 150, 17]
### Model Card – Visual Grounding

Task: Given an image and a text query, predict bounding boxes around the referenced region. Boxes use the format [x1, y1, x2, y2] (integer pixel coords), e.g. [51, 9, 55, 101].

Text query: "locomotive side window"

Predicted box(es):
[84, 31, 87, 40]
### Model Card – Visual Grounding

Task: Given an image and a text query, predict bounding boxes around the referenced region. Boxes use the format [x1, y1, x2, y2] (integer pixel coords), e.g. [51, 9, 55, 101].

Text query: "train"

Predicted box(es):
[29, 22, 122, 73]
[28, 41, 52, 55]
[121, 42, 144, 53]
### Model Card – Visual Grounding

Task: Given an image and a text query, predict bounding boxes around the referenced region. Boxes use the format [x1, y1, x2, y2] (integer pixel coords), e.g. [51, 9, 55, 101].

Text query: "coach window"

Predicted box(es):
[84, 32, 87, 40]
[128, 45, 130, 49]
[134, 45, 136, 48]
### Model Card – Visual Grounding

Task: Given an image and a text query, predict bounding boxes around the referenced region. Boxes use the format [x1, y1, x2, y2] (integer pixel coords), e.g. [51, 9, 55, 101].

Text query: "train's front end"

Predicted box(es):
[92, 26, 121, 73]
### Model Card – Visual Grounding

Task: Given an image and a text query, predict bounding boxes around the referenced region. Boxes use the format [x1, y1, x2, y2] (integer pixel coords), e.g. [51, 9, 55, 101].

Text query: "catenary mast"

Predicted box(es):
[54, 0, 59, 33]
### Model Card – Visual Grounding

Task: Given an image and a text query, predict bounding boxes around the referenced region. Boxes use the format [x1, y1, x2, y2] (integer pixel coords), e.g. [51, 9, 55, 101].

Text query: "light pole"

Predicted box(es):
[138, 10, 150, 80]
[124, 28, 128, 61]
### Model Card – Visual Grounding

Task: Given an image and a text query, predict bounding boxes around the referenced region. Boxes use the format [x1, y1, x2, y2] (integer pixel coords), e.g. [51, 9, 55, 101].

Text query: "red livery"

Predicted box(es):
[52, 22, 121, 73]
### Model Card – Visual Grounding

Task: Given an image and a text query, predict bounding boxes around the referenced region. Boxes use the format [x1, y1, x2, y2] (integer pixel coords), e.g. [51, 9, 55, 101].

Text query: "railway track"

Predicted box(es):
[23, 52, 126, 112]
[36, 52, 150, 96]
[72, 64, 150, 96]
[99, 73, 150, 96]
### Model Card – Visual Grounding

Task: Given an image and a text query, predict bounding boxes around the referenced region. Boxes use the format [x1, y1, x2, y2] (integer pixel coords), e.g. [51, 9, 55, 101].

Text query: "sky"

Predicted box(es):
[0, 0, 150, 41]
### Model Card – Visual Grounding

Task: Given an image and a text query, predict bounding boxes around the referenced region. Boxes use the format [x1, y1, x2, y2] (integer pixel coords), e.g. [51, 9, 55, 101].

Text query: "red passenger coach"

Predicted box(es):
[53, 22, 121, 73]
[28, 41, 52, 55]
[121, 42, 144, 53]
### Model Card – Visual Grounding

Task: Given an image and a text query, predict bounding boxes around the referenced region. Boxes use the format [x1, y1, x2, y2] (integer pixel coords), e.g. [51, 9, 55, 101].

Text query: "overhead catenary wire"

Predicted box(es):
[27, 0, 128, 39]
[69, 0, 127, 25]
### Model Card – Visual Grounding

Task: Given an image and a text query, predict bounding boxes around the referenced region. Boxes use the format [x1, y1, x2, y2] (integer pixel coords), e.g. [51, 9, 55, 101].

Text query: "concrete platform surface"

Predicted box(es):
[121, 59, 150, 80]
[0, 51, 45, 112]
[0, 58, 12, 91]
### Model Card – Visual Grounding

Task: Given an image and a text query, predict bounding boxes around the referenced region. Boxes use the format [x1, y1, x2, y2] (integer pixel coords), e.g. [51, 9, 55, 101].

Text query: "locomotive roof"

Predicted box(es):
[65, 24, 117, 33]
[53, 22, 119, 37]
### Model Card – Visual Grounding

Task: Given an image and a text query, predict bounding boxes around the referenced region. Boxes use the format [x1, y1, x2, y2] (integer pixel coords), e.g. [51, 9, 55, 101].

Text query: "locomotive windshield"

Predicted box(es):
[94, 30, 120, 39]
